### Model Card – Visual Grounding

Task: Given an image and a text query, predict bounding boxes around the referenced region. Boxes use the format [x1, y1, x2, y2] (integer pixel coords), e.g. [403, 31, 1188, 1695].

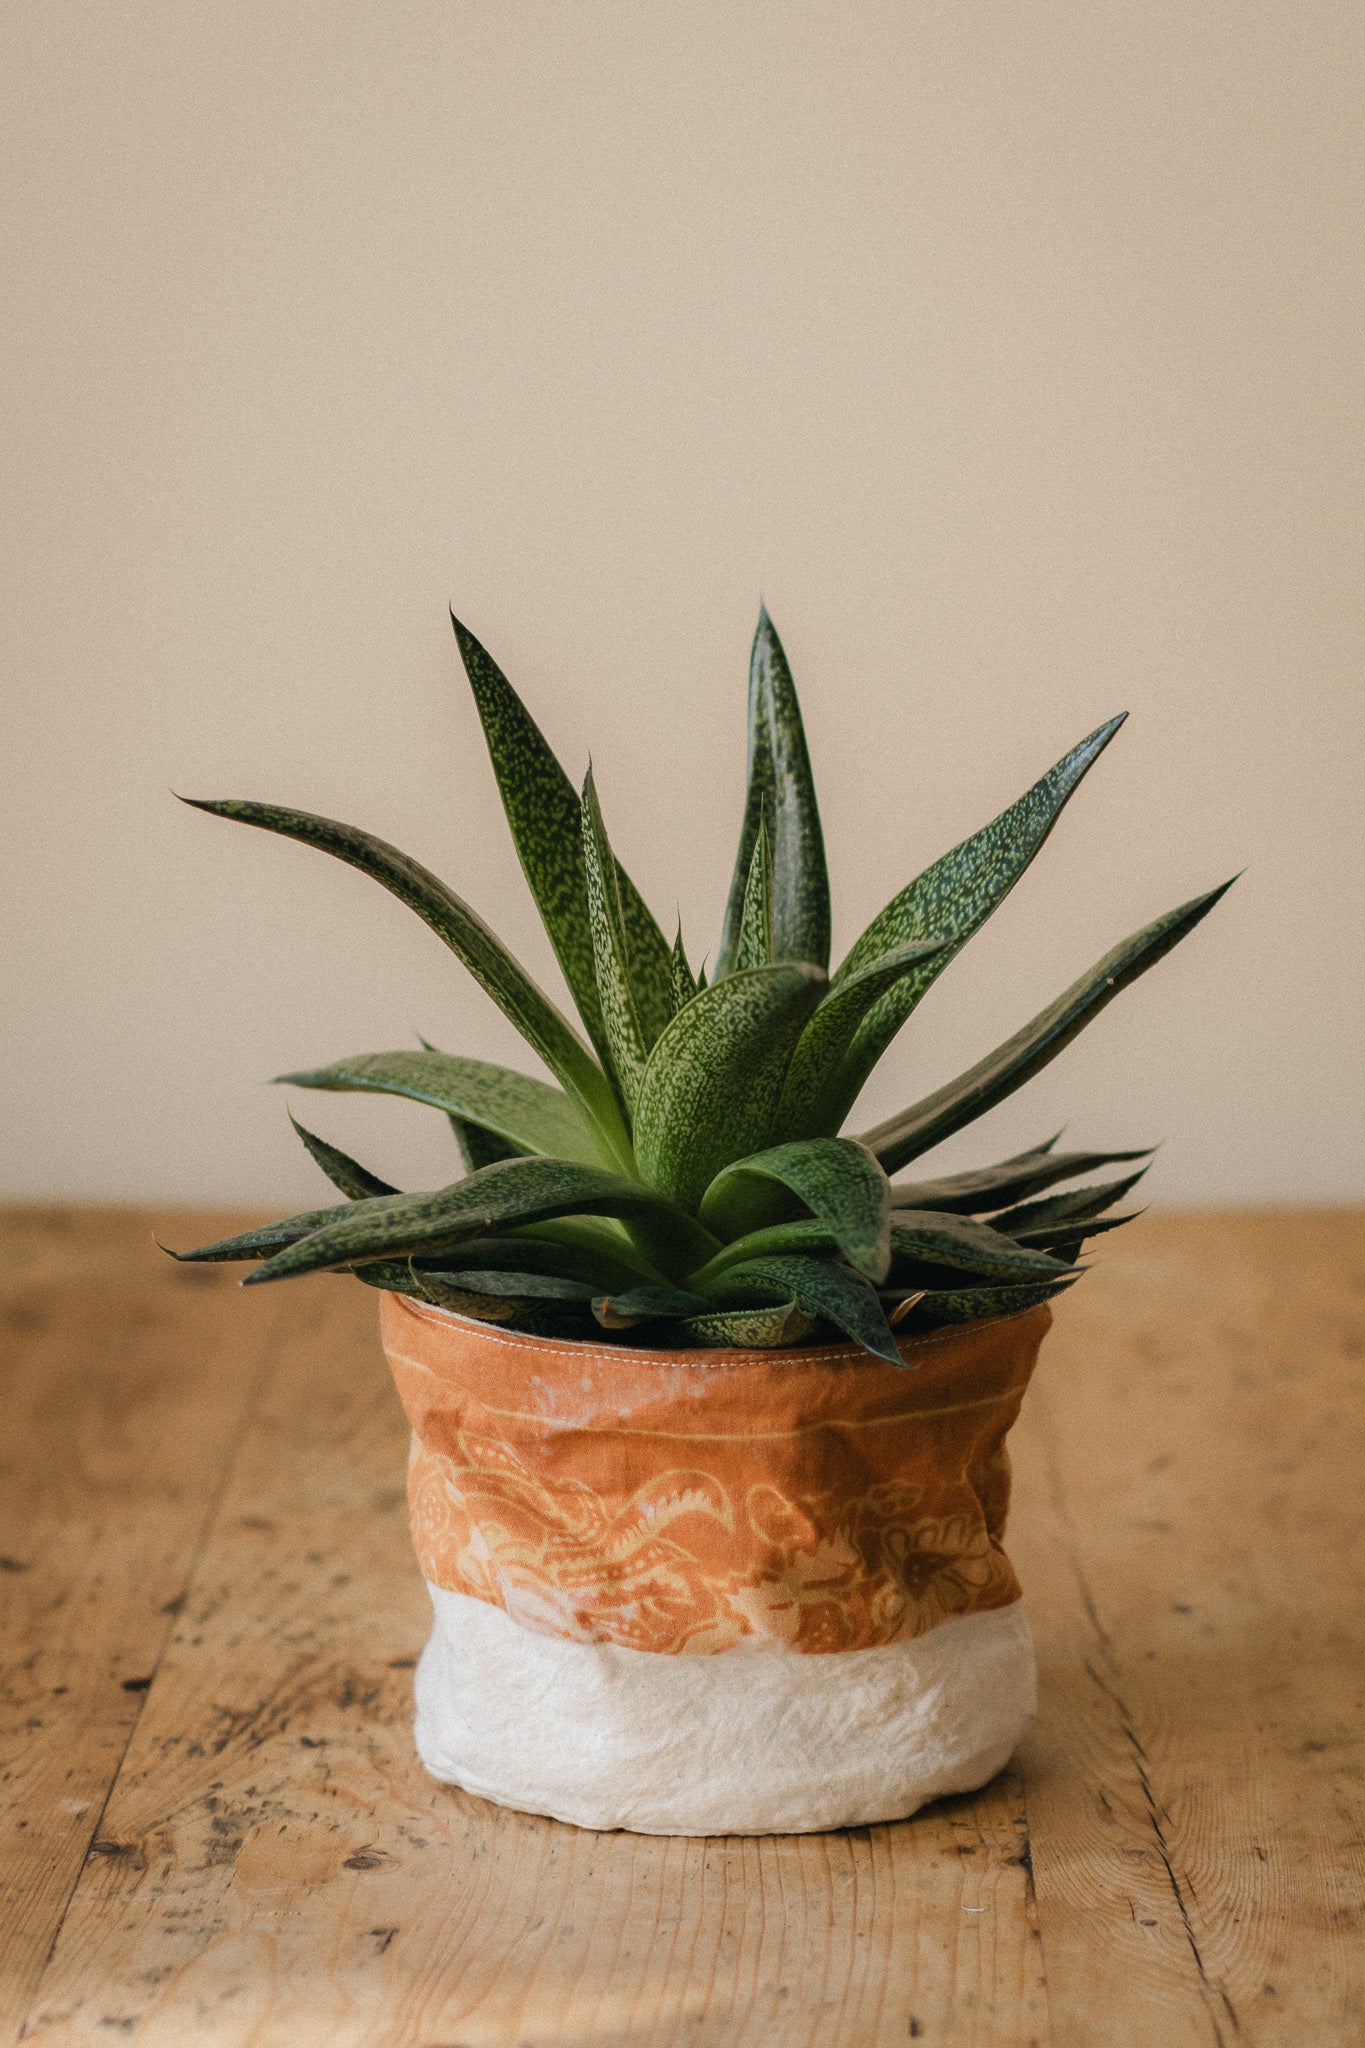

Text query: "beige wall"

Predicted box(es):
[2, 1, 1361, 1211]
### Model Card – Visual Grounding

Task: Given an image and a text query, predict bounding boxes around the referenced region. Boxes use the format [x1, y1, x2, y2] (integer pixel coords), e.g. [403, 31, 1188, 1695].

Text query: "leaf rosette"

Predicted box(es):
[173, 607, 1232, 1363]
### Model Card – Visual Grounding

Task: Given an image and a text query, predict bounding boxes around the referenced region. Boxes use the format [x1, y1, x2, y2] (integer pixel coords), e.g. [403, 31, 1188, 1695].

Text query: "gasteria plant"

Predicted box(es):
[176, 609, 1232, 1363]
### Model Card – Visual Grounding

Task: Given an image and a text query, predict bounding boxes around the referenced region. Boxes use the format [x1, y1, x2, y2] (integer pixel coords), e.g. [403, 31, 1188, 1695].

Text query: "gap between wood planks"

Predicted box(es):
[1009, 1209, 1365, 2048]
[0, 1210, 302, 2043]
[4, 1206, 1364, 2046]
[5, 1206, 1046, 2047]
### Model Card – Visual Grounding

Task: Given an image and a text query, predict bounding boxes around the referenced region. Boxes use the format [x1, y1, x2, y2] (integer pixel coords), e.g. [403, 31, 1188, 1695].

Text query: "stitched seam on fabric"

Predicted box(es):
[388, 1347, 1021, 1435]
[392, 1291, 1045, 1367]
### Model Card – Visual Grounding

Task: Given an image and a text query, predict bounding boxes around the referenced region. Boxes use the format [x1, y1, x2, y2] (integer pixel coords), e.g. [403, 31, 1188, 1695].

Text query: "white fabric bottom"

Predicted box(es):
[413, 1585, 1036, 1836]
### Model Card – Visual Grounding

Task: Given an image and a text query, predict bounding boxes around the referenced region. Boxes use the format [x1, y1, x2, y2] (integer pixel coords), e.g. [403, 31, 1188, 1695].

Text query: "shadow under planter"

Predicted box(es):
[380, 1291, 1050, 1835]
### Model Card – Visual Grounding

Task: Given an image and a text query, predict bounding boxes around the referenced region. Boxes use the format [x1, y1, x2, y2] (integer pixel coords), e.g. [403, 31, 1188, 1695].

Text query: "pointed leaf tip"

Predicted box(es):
[826, 711, 1133, 1121]
[862, 876, 1239, 1173]
[716, 613, 830, 977]
[457, 625, 673, 1087]
[580, 762, 655, 1110]
[285, 1111, 399, 1200]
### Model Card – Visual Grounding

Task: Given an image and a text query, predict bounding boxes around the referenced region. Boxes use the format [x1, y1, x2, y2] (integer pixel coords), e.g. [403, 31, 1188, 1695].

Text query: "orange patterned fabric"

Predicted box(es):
[380, 1292, 1049, 1657]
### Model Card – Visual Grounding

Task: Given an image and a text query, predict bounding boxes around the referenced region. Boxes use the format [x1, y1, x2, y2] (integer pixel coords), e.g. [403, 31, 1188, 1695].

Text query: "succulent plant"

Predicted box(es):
[176, 608, 1231, 1364]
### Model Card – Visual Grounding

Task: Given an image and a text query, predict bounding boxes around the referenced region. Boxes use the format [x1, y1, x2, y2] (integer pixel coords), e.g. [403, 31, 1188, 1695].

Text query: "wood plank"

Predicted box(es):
[6, 1208, 1363, 2044]
[1009, 1209, 1365, 2048]
[15, 1233, 1046, 2047]
[0, 1208, 290, 2048]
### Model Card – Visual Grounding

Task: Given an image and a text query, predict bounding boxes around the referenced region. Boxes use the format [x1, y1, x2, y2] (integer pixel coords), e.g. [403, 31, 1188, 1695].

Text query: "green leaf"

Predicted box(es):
[580, 767, 653, 1111]
[860, 879, 1237, 1174]
[771, 940, 949, 1141]
[715, 608, 831, 976]
[677, 1301, 816, 1348]
[242, 1157, 719, 1286]
[516, 1217, 670, 1286]
[409, 1272, 521, 1320]
[447, 1114, 524, 1171]
[418, 1230, 654, 1292]
[891, 1276, 1078, 1331]
[166, 1199, 357, 1263]
[422, 1268, 598, 1303]
[890, 1145, 1151, 1215]
[412, 1036, 533, 1171]
[453, 614, 674, 1063]
[688, 1208, 1073, 1291]
[276, 1048, 605, 1165]
[670, 927, 698, 1014]
[990, 1169, 1150, 1236]
[591, 1284, 713, 1328]
[350, 1259, 430, 1298]
[889, 1211, 1077, 1281]
[184, 795, 632, 1168]
[632, 963, 828, 1209]
[1010, 1210, 1143, 1253]
[713, 1253, 904, 1365]
[686, 1217, 837, 1288]
[828, 716, 1126, 1116]
[287, 1113, 398, 1200]
[734, 818, 773, 971]
[699, 1137, 891, 1282]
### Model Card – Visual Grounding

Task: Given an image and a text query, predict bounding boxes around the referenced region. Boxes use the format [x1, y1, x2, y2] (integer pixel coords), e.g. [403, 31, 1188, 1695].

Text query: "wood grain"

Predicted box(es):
[2, 1205, 1362, 2045]
[0, 1209, 291, 2044]
[1009, 1210, 1365, 2048]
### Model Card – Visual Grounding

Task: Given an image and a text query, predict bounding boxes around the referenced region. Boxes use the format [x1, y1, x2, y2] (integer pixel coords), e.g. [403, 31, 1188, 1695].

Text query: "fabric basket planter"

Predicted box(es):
[380, 1290, 1050, 1836]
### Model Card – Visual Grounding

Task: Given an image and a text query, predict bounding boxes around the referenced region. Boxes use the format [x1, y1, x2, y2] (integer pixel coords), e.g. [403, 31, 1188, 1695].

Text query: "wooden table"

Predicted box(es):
[2, 1206, 1362, 2046]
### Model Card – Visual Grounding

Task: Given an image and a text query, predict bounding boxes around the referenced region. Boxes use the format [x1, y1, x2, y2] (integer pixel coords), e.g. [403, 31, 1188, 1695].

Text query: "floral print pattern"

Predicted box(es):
[383, 1293, 1048, 1656]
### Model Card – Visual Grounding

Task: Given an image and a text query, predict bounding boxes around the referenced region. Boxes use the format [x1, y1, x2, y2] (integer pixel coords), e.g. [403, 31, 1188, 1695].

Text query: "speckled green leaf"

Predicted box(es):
[275, 1049, 604, 1165]
[990, 1169, 1150, 1237]
[670, 928, 698, 1014]
[350, 1259, 429, 1298]
[412, 1035, 528, 1170]
[166, 1199, 356, 1263]
[890, 1276, 1078, 1332]
[633, 963, 827, 1209]
[827, 716, 1127, 1118]
[453, 614, 673, 1061]
[243, 1158, 717, 1286]
[184, 796, 631, 1167]
[686, 1218, 837, 1287]
[890, 1144, 1151, 1215]
[889, 1211, 1077, 1281]
[287, 1113, 398, 1200]
[861, 879, 1236, 1174]
[581, 767, 652, 1112]
[1009, 1211, 1142, 1254]
[677, 1301, 816, 1348]
[690, 1208, 1071, 1288]
[715, 609, 830, 976]
[591, 1284, 713, 1328]
[712, 1253, 903, 1365]
[409, 1273, 522, 1320]
[422, 1268, 598, 1304]
[699, 1138, 891, 1282]
[734, 819, 773, 972]
[446, 1114, 524, 1171]
[516, 1217, 669, 1287]
[412, 1231, 646, 1290]
[772, 940, 949, 1141]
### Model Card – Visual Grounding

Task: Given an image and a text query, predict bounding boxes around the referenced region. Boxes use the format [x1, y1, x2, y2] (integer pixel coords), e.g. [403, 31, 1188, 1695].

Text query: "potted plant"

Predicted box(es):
[176, 607, 1230, 1835]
